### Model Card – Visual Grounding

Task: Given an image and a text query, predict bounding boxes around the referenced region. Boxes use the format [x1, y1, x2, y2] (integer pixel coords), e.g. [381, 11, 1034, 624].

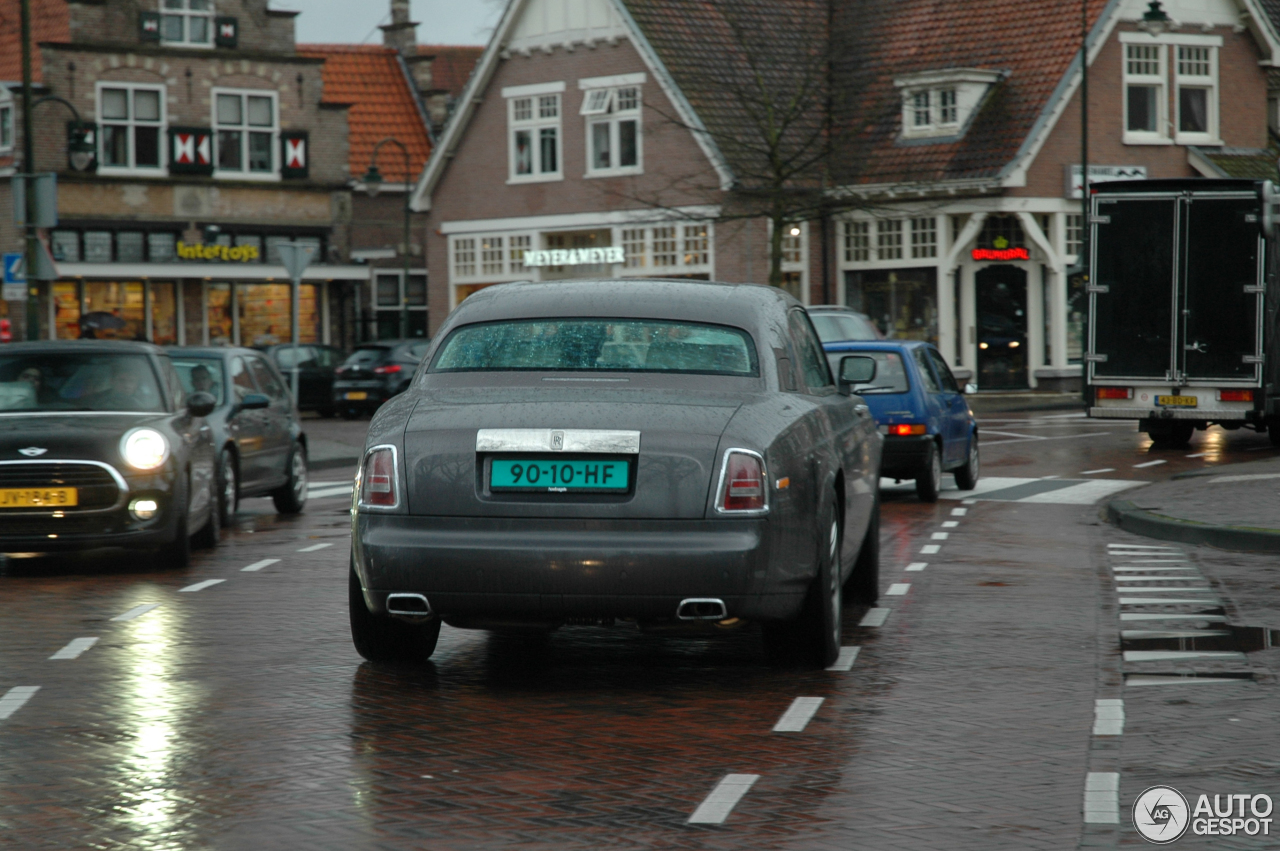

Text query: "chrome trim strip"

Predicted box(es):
[356, 444, 402, 511]
[0, 459, 128, 514]
[0, 411, 162, 417]
[476, 428, 641, 454]
[713, 448, 770, 517]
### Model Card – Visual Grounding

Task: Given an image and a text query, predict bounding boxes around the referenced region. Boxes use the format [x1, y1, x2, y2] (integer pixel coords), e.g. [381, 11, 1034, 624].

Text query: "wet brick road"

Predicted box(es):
[1, 414, 1278, 849]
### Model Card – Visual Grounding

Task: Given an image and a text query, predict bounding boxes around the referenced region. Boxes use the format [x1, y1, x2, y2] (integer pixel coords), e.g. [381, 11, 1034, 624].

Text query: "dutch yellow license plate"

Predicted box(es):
[0, 487, 77, 508]
[344, 392, 368, 400]
[1157, 395, 1197, 408]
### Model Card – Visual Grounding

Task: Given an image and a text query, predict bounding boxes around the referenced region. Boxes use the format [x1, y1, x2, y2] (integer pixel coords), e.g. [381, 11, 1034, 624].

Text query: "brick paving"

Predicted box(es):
[1119, 459, 1280, 532]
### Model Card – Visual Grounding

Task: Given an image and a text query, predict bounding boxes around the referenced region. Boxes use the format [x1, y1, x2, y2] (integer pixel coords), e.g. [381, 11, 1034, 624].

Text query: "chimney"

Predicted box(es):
[381, 0, 419, 55]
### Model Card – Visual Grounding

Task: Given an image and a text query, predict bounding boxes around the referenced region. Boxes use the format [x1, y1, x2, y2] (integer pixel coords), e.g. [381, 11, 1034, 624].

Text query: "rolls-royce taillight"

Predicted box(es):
[718, 450, 768, 513]
[361, 446, 398, 507]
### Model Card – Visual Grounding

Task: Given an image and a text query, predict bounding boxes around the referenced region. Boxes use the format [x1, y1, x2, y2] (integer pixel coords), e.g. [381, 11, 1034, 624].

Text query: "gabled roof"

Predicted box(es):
[413, 44, 484, 96]
[0, 0, 70, 83]
[296, 44, 432, 181]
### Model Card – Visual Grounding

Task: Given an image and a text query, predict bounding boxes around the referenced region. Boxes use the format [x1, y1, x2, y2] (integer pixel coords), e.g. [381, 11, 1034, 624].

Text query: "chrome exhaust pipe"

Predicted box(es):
[386, 593, 433, 617]
[676, 598, 727, 620]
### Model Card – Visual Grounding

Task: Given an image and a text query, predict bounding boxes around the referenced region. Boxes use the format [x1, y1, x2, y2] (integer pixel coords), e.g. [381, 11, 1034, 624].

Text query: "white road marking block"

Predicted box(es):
[1108, 544, 1181, 550]
[827, 646, 860, 671]
[1114, 576, 1206, 582]
[1113, 587, 1212, 593]
[1019, 480, 1145, 504]
[921, 544, 940, 554]
[1120, 613, 1226, 622]
[688, 774, 760, 824]
[0, 686, 40, 721]
[772, 697, 824, 732]
[1124, 650, 1246, 663]
[1133, 459, 1167, 468]
[962, 499, 976, 505]
[1112, 566, 1198, 572]
[859, 608, 890, 627]
[942, 521, 958, 528]
[1121, 629, 1231, 639]
[297, 543, 332, 552]
[241, 558, 281, 572]
[950, 508, 967, 516]
[1092, 699, 1124, 736]
[307, 485, 354, 498]
[111, 603, 159, 622]
[1080, 468, 1115, 475]
[179, 579, 226, 593]
[1084, 772, 1120, 823]
[905, 562, 927, 572]
[886, 583, 910, 596]
[931, 532, 949, 540]
[49, 637, 98, 660]
[1127, 675, 1249, 686]
[1186, 452, 1208, 458]
[1119, 597, 1220, 605]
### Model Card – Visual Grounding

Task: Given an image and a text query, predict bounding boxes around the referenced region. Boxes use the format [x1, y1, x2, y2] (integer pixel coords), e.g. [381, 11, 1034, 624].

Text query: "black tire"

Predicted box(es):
[762, 501, 842, 668]
[1148, 421, 1194, 448]
[915, 441, 941, 502]
[191, 475, 220, 550]
[271, 441, 308, 514]
[954, 433, 980, 490]
[216, 447, 238, 526]
[1267, 420, 1280, 448]
[845, 491, 880, 604]
[349, 562, 442, 662]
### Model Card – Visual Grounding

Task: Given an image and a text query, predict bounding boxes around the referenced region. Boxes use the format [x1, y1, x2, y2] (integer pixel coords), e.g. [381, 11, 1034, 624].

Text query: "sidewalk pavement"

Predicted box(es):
[964, 392, 1083, 415]
[1107, 457, 1280, 552]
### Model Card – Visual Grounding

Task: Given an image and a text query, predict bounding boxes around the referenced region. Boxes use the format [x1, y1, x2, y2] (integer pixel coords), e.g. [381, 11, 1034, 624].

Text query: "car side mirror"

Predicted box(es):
[187, 391, 217, 418]
[964, 382, 978, 395]
[838, 355, 877, 395]
[239, 393, 270, 411]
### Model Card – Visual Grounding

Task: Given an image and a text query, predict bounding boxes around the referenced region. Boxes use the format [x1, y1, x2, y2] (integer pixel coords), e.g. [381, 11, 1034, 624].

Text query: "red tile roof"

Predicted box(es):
[414, 44, 483, 97]
[0, 0, 70, 83]
[296, 43, 432, 182]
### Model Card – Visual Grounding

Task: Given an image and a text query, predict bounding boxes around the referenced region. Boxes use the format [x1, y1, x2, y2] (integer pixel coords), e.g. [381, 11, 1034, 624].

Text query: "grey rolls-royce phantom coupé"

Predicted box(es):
[349, 280, 884, 666]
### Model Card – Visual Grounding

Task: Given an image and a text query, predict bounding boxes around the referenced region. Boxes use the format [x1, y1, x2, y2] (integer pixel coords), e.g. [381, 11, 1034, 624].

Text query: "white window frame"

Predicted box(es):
[903, 87, 960, 136]
[581, 84, 643, 177]
[773, 221, 809, 305]
[1122, 42, 1167, 144]
[159, 0, 214, 48]
[844, 220, 870, 262]
[1065, 213, 1084, 259]
[0, 94, 13, 155]
[616, 222, 714, 278]
[910, 216, 938, 259]
[1173, 44, 1219, 145]
[877, 219, 903, 261]
[450, 232, 537, 284]
[212, 88, 280, 181]
[95, 82, 167, 176]
[503, 81, 564, 184]
[372, 268, 428, 314]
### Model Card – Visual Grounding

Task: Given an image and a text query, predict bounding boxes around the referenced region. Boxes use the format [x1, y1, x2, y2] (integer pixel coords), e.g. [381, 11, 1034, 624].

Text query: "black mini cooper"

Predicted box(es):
[0, 341, 219, 567]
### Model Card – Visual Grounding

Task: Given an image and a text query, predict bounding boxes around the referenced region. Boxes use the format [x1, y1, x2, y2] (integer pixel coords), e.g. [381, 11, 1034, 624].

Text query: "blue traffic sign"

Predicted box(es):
[2, 253, 24, 284]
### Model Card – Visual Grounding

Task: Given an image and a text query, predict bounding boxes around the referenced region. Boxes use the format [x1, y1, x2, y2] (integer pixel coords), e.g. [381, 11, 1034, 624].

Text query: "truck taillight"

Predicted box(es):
[718, 450, 768, 513]
[1218, 389, 1254, 402]
[1095, 387, 1132, 400]
[889, 423, 928, 436]
[361, 446, 398, 507]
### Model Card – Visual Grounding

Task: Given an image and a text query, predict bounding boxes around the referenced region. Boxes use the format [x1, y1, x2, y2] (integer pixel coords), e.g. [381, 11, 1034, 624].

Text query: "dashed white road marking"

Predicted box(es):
[941, 521, 958, 528]
[1186, 452, 1208, 458]
[241, 558, 281, 572]
[920, 544, 940, 554]
[1108, 544, 1181, 551]
[1127, 675, 1249, 686]
[1122, 629, 1231, 639]
[308, 485, 354, 499]
[688, 774, 760, 824]
[297, 543, 332, 553]
[0, 686, 40, 721]
[1120, 612, 1226, 622]
[111, 603, 159, 622]
[1133, 459, 1167, 468]
[1093, 699, 1124, 736]
[931, 532, 949, 540]
[772, 697, 824, 732]
[179, 579, 226, 593]
[905, 562, 927, 572]
[859, 608, 890, 627]
[1083, 772, 1120, 823]
[1114, 576, 1206, 582]
[886, 583, 910, 596]
[962, 499, 976, 505]
[1124, 650, 1245, 663]
[1112, 586, 1212, 593]
[950, 508, 967, 516]
[1080, 468, 1115, 475]
[826, 646, 860, 671]
[1112, 566, 1198, 572]
[1119, 597, 1220, 605]
[49, 637, 98, 660]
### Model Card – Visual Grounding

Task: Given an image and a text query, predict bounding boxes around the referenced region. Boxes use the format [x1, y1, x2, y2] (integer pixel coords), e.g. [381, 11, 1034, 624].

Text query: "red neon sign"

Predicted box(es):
[971, 247, 1030, 261]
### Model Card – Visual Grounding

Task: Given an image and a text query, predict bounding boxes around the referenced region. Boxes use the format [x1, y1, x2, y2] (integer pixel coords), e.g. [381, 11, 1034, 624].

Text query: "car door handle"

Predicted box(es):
[854, 404, 870, 415]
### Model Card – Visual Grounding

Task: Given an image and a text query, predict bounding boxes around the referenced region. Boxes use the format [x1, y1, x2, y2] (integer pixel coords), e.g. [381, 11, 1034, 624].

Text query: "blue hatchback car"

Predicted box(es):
[823, 340, 979, 502]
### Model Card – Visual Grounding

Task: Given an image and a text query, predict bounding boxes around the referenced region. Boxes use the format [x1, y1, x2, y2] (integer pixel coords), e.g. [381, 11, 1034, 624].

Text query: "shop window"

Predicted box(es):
[1175, 45, 1216, 142]
[481, 236, 505, 276]
[214, 89, 277, 177]
[1065, 214, 1084, 257]
[0, 101, 12, 154]
[1123, 43, 1165, 142]
[507, 87, 562, 182]
[622, 228, 646, 268]
[845, 268, 938, 344]
[151, 282, 178, 345]
[207, 282, 233, 345]
[910, 217, 937, 259]
[582, 85, 641, 176]
[85, 282, 145, 340]
[976, 214, 1025, 250]
[53, 282, 79, 339]
[509, 235, 531, 274]
[683, 225, 708, 266]
[453, 238, 476, 278]
[844, 221, 869, 262]
[98, 84, 165, 172]
[238, 283, 318, 346]
[161, 0, 213, 46]
[876, 220, 903, 260]
[652, 226, 677, 267]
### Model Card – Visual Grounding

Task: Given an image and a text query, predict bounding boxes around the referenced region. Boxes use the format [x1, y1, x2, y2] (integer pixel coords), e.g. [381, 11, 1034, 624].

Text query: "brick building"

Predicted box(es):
[413, 0, 1280, 392]
[0, 0, 369, 346]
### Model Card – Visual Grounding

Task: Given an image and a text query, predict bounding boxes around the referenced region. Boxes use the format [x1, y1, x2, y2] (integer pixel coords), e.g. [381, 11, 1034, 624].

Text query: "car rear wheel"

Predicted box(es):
[216, 448, 238, 526]
[1146, 421, 1194, 448]
[954, 433, 980, 490]
[845, 490, 879, 604]
[271, 441, 308, 514]
[916, 441, 941, 502]
[349, 561, 442, 663]
[762, 502, 842, 668]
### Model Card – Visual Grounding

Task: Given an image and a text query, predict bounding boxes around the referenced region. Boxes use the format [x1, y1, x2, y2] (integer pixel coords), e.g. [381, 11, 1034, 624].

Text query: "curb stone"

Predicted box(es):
[1105, 499, 1280, 553]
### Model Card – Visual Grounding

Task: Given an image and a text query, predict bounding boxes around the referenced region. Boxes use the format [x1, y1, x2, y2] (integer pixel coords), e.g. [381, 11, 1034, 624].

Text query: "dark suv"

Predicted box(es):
[332, 339, 431, 419]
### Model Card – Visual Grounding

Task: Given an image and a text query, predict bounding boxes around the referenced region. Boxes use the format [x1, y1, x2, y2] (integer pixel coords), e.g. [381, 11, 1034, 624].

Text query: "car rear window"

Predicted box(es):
[825, 350, 910, 394]
[431, 319, 759, 376]
[810, 313, 879, 343]
[0, 352, 166, 412]
[343, 346, 390, 366]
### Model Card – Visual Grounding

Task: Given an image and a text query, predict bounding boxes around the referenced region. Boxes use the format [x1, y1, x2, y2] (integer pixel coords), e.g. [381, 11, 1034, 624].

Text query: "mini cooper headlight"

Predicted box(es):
[121, 428, 169, 471]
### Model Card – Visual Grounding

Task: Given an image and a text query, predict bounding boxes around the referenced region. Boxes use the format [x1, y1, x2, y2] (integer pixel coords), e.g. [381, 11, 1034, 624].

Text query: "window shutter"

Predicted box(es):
[66, 120, 97, 172]
[139, 11, 161, 43]
[214, 16, 239, 48]
[169, 127, 215, 175]
[280, 131, 308, 179]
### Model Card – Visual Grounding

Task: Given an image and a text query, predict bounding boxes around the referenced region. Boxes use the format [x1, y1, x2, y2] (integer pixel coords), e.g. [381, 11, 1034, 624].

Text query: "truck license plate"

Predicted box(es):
[1157, 395, 1197, 408]
[344, 392, 368, 400]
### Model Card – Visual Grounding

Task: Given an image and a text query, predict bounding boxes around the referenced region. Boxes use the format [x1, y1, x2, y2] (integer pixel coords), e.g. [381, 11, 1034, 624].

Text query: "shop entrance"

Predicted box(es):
[974, 265, 1028, 389]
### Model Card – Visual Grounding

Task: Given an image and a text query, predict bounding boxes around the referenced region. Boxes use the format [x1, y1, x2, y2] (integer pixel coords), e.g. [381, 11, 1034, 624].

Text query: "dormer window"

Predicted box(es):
[894, 69, 1002, 141]
[161, 0, 213, 47]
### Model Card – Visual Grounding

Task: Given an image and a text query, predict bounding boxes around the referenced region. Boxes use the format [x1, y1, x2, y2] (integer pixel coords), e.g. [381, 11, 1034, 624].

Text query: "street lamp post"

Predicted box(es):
[362, 138, 413, 340]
